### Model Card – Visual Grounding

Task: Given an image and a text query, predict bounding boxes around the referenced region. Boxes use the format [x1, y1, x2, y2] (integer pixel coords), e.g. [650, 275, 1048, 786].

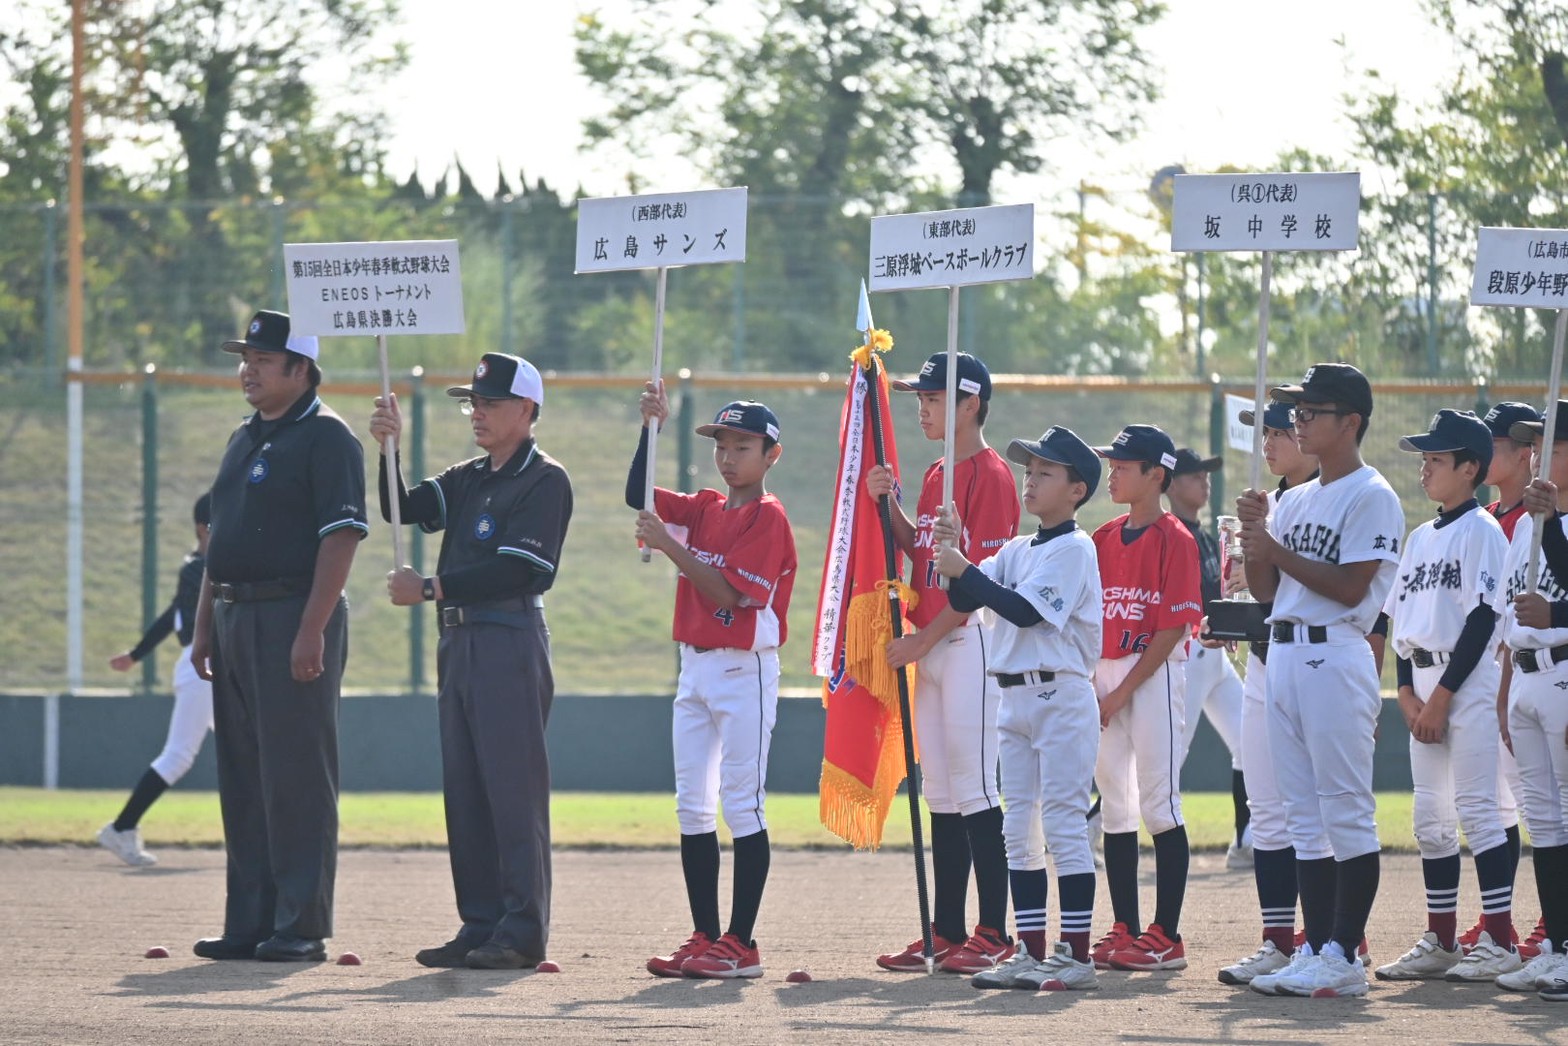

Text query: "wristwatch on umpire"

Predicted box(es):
[422, 576, 436, 602]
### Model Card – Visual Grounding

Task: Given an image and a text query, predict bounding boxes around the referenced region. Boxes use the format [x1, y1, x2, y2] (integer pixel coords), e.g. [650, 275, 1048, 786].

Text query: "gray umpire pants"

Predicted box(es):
[211, 594, 346, 941]
[436, 610, 554, 959]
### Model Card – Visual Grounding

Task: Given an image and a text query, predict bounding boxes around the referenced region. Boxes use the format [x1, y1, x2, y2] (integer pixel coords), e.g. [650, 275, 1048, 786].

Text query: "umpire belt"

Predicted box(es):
[1410, 647, 1450, 669]
[440, 595, 544, 630]
[213, 577, 311, 603]
[996, 670, 1056, 688]
[1513, 644, 1568, 674]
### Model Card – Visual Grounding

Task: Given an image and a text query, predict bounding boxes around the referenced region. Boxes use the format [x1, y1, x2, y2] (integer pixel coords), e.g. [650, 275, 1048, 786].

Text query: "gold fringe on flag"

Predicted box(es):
[818, 710, 908, 851]
[842, 581, 918, 710]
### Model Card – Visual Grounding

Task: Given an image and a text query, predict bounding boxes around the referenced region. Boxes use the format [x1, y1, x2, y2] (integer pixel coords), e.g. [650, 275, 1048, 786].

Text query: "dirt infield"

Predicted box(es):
[2, 846, 1564, 1045]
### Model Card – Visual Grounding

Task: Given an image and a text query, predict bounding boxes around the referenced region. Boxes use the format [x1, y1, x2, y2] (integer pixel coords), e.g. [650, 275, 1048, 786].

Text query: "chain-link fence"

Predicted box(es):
[0, 367, 1540, 696]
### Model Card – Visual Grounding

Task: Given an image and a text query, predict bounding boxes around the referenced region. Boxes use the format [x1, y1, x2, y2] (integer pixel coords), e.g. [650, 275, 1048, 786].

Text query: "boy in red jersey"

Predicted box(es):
[1088, 424, 1203, 973]
[865, 351, 1022, 974]
[629, 386, 798, 980]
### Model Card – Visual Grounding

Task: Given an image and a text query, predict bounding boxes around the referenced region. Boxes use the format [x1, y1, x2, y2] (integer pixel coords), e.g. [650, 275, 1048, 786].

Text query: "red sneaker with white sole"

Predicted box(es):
[647, 931, 713, 977]
[681, 933, 763, 979]
[1092, 922, 1136, 970]
[1522, 917, 1549, 961]
[1107, 923, 1187, 971]
[938, 926, 1015, 975]
[876, 930, 958, 972]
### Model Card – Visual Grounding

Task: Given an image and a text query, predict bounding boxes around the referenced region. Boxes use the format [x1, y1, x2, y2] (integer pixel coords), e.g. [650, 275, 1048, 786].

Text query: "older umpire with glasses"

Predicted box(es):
[190, 309, 368, 962]
[370, 351, 574, 970]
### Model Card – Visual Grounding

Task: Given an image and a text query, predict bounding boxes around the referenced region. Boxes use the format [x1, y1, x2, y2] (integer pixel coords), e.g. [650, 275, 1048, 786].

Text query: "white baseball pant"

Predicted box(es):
[150, 646, 215, 784]
[1507, 659, 1568, 849]
[1266, 631, 1380, 861]
[673, 645, 779, 837]
[1181, 644, 1243, 770]
[914, 621, 1001, 816]
[1241, 650, 1291, 852]
[1094, 654, 1186, 836]
[1409, 661, 1506, 858]
[998, 675, 1100, 877]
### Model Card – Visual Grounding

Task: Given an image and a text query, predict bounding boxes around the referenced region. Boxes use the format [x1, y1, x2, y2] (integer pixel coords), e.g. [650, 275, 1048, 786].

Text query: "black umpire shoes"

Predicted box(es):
[464, 942, 539, 970]
[254, 934, 327, 962]
[193, 936, 263, 960]
[415, 939, 477, 968]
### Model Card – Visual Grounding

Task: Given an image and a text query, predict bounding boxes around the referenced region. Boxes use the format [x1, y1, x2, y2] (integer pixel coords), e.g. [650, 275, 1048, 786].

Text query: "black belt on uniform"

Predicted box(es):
[997, 670, 1056, 688]
[439, 595, 544, 629]
[1513, 644, 1568, 674]
[1271, 622, 1328, 644]
[1410, 647, 1450, 669]
[213, 577, 312, 603]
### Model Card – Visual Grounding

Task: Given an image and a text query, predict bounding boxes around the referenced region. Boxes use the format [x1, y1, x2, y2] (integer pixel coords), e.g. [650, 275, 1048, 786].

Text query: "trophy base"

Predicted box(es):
[1205, 598, 1270, 643]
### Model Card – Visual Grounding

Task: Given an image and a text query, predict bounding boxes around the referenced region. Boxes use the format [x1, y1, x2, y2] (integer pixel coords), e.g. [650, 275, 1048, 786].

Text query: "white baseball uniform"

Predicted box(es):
[1266, 466, 1404, 861]
[1383, 503, 1508, 859]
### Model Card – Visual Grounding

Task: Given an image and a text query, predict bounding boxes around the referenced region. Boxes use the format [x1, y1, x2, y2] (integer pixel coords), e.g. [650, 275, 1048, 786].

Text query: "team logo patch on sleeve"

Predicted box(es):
[248, 459, 268, 484]
[473, 513, 496, 540]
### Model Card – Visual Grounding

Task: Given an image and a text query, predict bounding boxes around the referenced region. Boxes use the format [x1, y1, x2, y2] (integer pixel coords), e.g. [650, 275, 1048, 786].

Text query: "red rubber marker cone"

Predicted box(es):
[143, 946, 170, 959]
[785, 970, 812, 983]
[536, 960, 561, 973]
[336, 952, 362, 966]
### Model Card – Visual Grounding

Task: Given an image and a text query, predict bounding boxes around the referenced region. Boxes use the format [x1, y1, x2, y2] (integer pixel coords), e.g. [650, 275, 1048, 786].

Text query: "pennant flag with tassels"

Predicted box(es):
[813, 313, 915, 850]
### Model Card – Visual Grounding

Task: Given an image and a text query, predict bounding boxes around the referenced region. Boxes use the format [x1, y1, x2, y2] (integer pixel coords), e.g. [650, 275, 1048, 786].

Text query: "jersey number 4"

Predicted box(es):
[713, 608, 735, 627]
[1119, 630, 1150, 654]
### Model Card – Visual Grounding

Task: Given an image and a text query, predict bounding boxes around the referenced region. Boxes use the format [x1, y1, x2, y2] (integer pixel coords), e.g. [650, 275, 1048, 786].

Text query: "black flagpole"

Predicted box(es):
[861, 354, 936, 974]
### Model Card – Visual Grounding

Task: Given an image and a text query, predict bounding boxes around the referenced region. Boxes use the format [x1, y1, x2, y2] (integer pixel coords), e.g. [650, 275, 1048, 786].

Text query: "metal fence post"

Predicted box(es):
[141, 364, 160, 692]
[1474, 376, 1492, 506]
[43, 201, 59, 375]
[409, 367, 427, 695]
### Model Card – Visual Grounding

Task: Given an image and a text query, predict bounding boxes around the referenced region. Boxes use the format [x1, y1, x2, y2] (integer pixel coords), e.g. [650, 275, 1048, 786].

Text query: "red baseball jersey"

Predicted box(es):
[654, 487, 797, 651]
[909, 447, 1021, 629]
[1489, 498, 1528, 541]
[1091, 511, 1203, 660]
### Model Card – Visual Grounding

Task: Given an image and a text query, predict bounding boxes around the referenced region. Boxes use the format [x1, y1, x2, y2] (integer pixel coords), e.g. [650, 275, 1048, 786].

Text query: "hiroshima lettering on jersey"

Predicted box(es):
[908, 448, 1020, 630]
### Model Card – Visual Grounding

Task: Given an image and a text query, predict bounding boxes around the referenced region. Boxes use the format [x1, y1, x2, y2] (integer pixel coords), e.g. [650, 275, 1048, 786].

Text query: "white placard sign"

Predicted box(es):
[1172, 172, 1360, 253]
[868, 204, 1034, 292]
[575, 187, 748, 273]
[1470, 227, 1568, 308]
[283, 240, 465, 337]
[1226, 393, 1259, 453]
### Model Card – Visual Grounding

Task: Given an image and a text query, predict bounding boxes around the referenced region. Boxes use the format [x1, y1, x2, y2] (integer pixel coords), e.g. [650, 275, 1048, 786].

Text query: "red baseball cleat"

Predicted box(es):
[1092, 922, 1136, 970]
[646, 931, 713, 978]
[1107, 923, 1188, 971]
[876, 929, 957, 972]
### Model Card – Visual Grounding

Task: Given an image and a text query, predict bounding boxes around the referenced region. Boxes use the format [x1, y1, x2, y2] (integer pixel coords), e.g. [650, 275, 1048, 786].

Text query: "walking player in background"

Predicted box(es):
[99, 493, 215, 868]
[631, 386, 796, 980]
[1089, 424, 1203, 973]
[1165, 448, 1250, 869]
[867, 352, 1021, 975]
[190, 310, 366, 963]
[372, 352, 574, 971]
[1375, 410, 1520, 984]
[1237, 363, 1404, 999]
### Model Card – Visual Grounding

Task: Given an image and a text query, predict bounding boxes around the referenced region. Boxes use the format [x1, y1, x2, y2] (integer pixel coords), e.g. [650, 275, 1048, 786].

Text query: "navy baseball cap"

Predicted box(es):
[1238, 401, 1295, 430]
[1271, 362, 1374, 417]
[1509, 400, 1568, 443]
[1172, 448, 1222, 474]
[1483, 401, 1542, 439]
[1006, 426, 1101, 500]
[696, 400, 781, 442]
[221, 309, 320, 361]
[1094, 424, 1178, 471]
[891, 352, 993, 401]
[447, 352, 545, 404]
[1399, 409, 1494, 470]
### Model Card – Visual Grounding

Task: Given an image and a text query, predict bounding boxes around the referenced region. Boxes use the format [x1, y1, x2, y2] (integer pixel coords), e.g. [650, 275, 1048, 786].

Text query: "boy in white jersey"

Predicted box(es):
[1495, 404, 1568, 999]
[1374, 410, 1520, 984]
[1237, 363, 1404, 999]
[930, 426, 1105, 992]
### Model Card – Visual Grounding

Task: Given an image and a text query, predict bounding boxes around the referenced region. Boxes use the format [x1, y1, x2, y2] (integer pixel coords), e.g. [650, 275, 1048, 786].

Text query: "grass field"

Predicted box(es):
[2, 787, 1423, 851]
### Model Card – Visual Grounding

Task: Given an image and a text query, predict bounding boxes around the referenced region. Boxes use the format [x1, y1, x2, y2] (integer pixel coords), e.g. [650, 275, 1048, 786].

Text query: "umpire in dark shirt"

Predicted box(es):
[190, 310, 368, 962]
[370, 351, 573, 970]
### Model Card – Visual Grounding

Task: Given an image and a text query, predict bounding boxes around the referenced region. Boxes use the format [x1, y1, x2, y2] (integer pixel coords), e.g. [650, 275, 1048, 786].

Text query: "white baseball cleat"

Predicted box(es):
[1444, 931, 1521, 982]
[1374, 931, 1461, 980]
[970, 941, 1044, 990]
[1495, 941, 1567, 992]
[97, 823, 157, 867]
[1219, 939, 1290, 985]
[1226, 825, 1255, 871]
[1251, 942, 1316, 996]
[1275, 950, 1369, 998]
[1019, 941, 1100, 991]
